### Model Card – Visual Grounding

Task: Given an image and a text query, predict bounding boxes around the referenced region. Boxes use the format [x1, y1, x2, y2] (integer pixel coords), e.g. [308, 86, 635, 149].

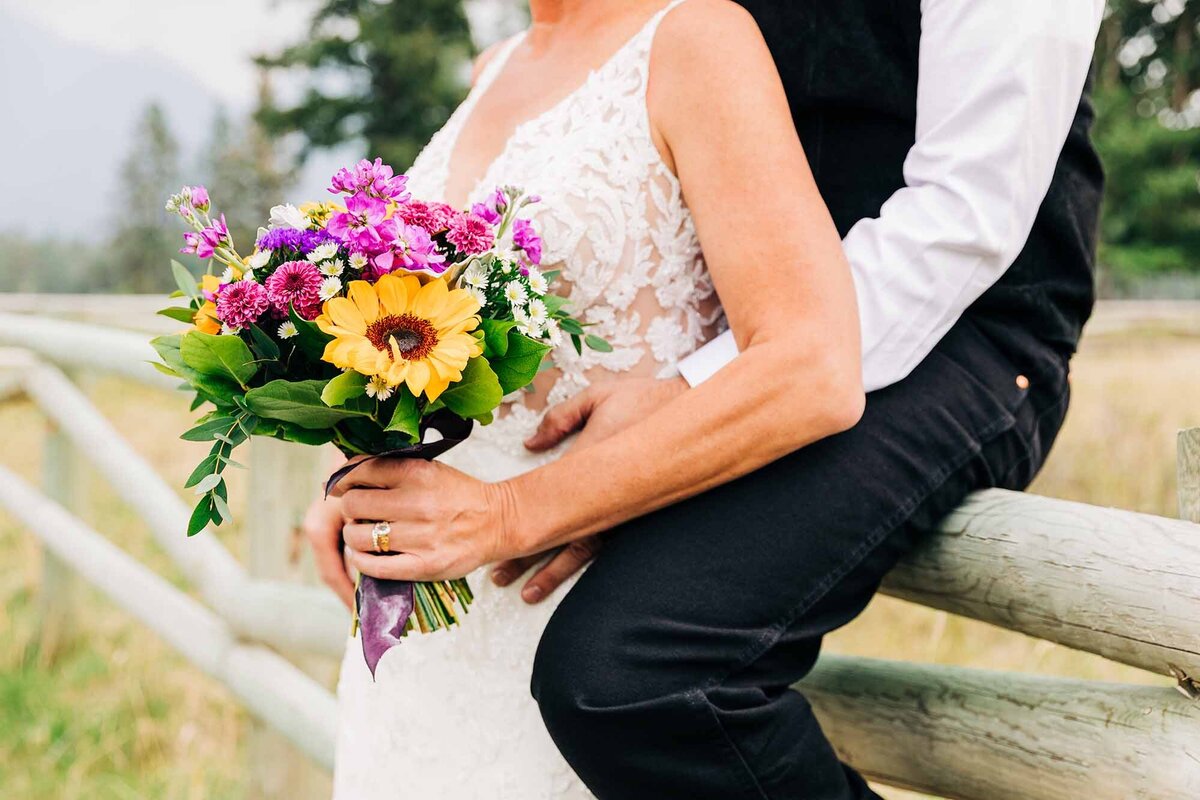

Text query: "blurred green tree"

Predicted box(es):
[101, 103, 182, 293]
[255, 0, 474, 170]
[1093, 1, 1200, 282]
[204, 77, 298, 253]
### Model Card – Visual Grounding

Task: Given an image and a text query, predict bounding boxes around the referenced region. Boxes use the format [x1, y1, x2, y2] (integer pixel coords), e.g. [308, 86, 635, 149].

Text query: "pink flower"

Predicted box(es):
[470, 187, 507, 225]
[328, 158, 410, 202]
[326, 192, 390, 251]
[189, 185, 210, 211]
[180, 214, 229, 260]
[369, 224, 447, 277]
[395, 200, 455, 233]
[446, 212, 495, 257]
[216, 280, 269, 329]
[265, 261, 323, 318]
[512, 218, 543, 265]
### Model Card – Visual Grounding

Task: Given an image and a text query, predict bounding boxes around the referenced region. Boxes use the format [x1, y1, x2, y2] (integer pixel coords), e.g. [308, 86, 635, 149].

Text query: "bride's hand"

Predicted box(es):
[301, 493, 355, 609]
[491, 376, 688, 602]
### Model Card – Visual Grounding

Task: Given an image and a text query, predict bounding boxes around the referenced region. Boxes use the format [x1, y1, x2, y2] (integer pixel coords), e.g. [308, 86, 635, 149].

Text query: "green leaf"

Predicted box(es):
[157, 305, 197, 324]
[172, 260, 201, 302]
[181, 331, 258, 388]
[541, 269, 561, 283]
[438, 357, 504, 420]
[150, 360, 180, 378]
[321, 370, 367, 407]
[184, 453, 221, 488]
[490, 333, 551, 394]
[384, 386, 420, 441]
[248, 323, 281, 361]
[187, 498, 213, 537]
[478, 318, 516, 358]
[289, 305, 332, 361]
[211, 493, 234, 525]
[245, 379, 374, 429]
[585, 334, 613, 353]
[542, 295, 569, 314]
[571, 334, 583, 356]
[181, 415, 236, 442]
[194, 473, 222, 494]
[558, 317, 585, 335]
[151, 334, 186, 373]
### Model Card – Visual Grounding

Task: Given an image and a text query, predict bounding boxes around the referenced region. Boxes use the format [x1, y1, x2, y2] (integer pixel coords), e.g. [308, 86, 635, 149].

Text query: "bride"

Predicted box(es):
[308, 0, 864, 796]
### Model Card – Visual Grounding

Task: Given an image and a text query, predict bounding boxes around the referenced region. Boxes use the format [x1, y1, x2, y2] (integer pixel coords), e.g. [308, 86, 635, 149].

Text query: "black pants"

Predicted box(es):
[530, 314, 1071, 798]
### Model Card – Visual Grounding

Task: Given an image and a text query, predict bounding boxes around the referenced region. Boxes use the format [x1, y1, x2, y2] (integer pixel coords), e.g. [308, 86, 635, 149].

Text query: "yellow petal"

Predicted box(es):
[411, 278, 449, 322]
[433, 289, 483, 330]
[424, 371, 452, 402]
[347, 280, 380, 324]
[404, 360, 431, 398]
[325, 297, 367, 334]
[376, 273, 409, 316]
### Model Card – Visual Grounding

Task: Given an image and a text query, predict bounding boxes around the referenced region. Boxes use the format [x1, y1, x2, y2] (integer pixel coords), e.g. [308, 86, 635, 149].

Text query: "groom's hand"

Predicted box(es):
[492, 376, 688, 602]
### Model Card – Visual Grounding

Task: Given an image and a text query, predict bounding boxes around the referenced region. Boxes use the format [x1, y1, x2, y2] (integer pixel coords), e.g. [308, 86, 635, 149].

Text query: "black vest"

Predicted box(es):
[737, 0, 1104, 359]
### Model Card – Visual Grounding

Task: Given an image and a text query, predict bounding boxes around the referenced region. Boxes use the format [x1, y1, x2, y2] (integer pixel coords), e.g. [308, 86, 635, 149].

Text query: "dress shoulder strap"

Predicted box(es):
[473, 32, 527, 96]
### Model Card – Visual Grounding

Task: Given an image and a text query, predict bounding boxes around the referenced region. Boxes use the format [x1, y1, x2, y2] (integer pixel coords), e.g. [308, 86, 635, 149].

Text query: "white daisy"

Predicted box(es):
[306, 242, 339, 263]
[527, 298, 548, 325]
[277, 321, 298, 339]
[364, 375, 393, 401]
[318, 276, 343, 301]
[504, 280, 527, 306]
[498, 257, 516, 274]
[219, 266, 236, 283]
[469, 287, 487, 307]
[545, 318, 563, 346]
[319, 259, 345, 277]
[463, 262, 489, 289]
[246, 249, 272, 272]
[348, 252, 369, 272]
[221, 323, 242, 336]
[527, 267, 548, 295]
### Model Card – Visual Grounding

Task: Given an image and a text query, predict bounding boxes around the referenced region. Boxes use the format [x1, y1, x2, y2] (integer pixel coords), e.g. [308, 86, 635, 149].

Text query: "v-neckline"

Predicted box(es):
[439, 4, 672, 210]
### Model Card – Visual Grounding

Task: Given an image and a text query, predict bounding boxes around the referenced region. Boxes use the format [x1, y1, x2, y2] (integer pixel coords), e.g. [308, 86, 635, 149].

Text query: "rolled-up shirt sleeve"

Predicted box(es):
[677, 0, 1106, 392]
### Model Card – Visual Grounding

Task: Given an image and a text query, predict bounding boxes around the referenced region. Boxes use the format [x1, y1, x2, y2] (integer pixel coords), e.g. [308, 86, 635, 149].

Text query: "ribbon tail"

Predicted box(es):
[356, 576, 414, 680]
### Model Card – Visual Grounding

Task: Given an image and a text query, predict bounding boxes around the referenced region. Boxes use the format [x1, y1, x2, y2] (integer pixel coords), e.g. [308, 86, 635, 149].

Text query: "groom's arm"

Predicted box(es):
[678, 0, 1106, 392]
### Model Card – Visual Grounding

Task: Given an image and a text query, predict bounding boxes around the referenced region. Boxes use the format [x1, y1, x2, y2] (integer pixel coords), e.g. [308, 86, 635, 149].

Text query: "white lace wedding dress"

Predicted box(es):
[333, 2, 723, 796]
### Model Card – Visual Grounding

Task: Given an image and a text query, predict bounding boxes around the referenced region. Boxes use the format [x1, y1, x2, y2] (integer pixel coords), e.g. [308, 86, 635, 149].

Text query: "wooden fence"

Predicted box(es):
[0, 303, 1198, 799]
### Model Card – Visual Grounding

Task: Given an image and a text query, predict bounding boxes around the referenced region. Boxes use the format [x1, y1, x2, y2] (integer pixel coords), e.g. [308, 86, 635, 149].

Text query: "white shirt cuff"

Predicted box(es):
[677, 329, 739, 387]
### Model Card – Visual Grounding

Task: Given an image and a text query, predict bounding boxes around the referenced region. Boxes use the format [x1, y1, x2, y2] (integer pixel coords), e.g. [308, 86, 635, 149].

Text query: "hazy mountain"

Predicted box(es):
[0, 9, 350, 239]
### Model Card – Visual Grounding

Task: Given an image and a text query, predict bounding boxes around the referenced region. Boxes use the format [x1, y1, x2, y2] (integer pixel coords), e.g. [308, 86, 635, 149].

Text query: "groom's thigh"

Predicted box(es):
[530, 318, 1065, 756]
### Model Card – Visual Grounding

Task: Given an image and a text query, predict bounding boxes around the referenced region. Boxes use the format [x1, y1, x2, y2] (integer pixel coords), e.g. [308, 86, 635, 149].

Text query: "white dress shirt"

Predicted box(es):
[678, 0, 1107, 392]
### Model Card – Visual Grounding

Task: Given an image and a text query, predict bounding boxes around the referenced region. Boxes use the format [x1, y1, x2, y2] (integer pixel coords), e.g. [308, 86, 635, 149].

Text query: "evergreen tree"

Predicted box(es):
[204, 76, 297, 253]
[255, 0, 475, 170]
[103, 103, 182, 293]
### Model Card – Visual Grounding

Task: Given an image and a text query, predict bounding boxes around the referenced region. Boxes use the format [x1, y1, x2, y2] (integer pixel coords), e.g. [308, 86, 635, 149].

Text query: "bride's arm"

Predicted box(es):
[496, 2, 863, 546]
[333, 2, 862, 581]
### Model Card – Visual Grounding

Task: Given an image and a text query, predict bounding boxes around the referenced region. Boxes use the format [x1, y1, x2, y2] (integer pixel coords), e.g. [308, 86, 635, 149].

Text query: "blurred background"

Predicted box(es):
[0, 1, 1197, 798]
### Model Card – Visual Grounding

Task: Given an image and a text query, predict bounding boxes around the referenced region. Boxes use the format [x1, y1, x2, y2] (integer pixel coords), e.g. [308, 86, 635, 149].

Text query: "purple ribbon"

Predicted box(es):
[324, 410, 474, 678]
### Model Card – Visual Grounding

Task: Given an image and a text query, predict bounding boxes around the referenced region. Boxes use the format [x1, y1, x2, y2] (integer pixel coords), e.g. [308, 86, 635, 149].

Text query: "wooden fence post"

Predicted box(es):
[38, 371, 89, 662]
[243, 437, 332, 799]
[1180, 428, 1200, 524]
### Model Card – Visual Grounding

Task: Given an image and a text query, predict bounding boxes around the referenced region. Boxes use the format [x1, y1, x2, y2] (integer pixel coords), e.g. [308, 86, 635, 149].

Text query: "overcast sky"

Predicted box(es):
[3, 0, 321, 108]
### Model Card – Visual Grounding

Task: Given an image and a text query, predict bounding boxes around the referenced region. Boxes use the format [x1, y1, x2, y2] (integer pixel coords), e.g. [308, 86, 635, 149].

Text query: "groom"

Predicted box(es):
[317, 1, 1106, 797]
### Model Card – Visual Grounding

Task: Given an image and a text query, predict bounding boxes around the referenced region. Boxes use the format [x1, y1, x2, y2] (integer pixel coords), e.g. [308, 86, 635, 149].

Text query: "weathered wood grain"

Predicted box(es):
[883, 488, 1200, 680]
[1180, 428, 1200, 524]
[801, 655, 1200, 800]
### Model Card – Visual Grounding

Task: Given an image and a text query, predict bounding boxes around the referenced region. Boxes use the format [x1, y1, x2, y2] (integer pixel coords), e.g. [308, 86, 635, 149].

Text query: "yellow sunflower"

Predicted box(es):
[315, 274, 482, 401]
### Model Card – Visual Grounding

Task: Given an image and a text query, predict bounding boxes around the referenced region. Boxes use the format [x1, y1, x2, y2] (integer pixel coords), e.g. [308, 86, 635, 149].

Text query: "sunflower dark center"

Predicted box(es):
[365, 314, 438, 360]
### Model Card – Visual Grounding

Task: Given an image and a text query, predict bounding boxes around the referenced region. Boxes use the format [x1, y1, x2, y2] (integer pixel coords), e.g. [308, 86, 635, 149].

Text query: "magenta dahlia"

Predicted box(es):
[445, 212, 495, 256]
[265, 260, 323, 318]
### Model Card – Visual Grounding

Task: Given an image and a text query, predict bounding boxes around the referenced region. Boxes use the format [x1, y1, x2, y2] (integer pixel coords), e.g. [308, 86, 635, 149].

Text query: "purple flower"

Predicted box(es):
[327, 192, 391, 251]
[328, 158, 410, 202]
[189, 185, 210, 211]
[512, 218, 543, 266]
[264, 261, 323, 318]
[446, 213, 495, 257]
[471, 187, 508, 225]
[180, 214, 230, 260]
[216, 279, 269, 329]
[255, 227, 336, 255]
[395, 200, 455, 233]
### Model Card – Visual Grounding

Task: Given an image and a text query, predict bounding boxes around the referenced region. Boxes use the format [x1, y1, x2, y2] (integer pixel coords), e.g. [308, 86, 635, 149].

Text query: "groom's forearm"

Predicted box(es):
[500, 339, 863, 554]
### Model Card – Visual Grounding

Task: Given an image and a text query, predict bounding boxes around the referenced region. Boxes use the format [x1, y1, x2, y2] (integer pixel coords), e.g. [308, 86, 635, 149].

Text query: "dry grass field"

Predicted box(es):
[1, 328, 1197, 799]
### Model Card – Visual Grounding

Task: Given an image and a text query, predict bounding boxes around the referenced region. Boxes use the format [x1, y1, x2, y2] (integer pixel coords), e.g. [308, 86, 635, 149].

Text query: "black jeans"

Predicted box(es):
[530, 314, 1071, 798]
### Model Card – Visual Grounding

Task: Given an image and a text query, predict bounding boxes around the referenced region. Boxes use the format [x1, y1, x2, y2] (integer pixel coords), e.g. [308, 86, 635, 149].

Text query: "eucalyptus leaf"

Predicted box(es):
[184, 453, 221, 488]
[585, 334, 613, 353]
[181, 331, 258, 388]
[171, 260, 201, 302]
[187, 498, 213, 537]
[181, 415, 236, 442]
[211, 493, 234, 525]
[245, 379, 374, 429]
[321, 370, 368, 407]
[194, 473, 222, 494]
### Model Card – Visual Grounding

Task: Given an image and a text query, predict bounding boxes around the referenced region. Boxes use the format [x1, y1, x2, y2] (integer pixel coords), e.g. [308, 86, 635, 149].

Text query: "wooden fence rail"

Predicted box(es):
[1, 306, 1198, 799]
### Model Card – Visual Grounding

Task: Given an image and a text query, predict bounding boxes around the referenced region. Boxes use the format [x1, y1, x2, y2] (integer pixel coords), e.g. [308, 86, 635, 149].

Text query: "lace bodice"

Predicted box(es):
[405, 0, 723, 453]
[334, 4, 722, 797]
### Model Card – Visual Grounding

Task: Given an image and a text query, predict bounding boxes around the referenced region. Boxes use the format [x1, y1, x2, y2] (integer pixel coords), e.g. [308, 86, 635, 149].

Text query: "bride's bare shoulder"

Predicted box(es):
[649, 0, 777, 100]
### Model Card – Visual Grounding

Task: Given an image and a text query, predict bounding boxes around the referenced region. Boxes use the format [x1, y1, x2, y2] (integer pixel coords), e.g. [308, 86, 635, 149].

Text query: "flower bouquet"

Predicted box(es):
[154, 159, 605, 675]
